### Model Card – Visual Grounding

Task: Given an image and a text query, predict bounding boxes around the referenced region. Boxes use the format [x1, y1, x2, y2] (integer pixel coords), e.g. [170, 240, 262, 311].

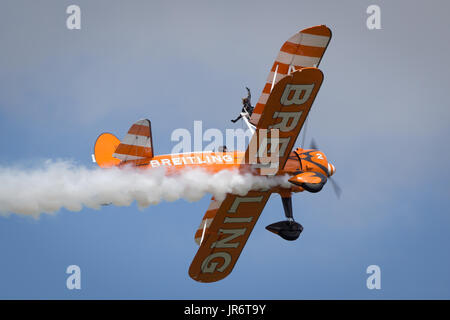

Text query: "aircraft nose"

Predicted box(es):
[327, 163, 336, 177]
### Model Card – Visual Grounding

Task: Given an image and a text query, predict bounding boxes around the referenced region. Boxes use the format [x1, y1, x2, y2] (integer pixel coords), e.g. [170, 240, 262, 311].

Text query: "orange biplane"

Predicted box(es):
[93, 25, 338, 283]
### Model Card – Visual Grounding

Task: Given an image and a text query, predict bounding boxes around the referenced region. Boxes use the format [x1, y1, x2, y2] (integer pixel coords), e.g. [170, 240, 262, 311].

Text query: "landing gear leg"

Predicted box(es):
[266, 196, 303, 241]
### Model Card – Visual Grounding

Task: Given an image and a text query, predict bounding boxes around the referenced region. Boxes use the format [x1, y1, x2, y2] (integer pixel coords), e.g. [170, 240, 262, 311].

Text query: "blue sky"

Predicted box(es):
[0, 0, 449, 299]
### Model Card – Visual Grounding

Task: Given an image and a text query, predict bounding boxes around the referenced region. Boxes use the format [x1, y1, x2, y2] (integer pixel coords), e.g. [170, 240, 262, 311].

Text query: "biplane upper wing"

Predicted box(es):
[246, 67, 324, 174]
[250, 25, 331, 126]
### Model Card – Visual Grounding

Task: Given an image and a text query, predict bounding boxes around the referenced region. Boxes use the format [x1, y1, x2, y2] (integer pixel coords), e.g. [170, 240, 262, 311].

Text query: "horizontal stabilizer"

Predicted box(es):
[94, 133, 121, 168]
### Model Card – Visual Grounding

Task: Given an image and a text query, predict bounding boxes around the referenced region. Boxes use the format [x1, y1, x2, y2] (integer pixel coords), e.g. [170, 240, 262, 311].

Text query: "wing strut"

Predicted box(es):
[200, 220, 207, 245]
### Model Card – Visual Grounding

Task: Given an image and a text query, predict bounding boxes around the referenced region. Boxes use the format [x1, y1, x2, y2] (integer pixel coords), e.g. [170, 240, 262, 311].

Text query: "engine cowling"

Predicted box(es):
[288, 171, 327, 193]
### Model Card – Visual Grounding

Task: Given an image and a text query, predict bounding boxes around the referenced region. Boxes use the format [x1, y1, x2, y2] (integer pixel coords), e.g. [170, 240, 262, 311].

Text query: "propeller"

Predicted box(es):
[310, 138, 318, 150]
[308, 138, 342, 199]
[301, 114, 341, 198]
[328, 176, 342, 199]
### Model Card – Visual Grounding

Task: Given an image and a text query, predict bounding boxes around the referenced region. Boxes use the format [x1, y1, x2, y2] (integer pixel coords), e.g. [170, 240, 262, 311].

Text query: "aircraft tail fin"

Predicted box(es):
[112, 119, 154, 162]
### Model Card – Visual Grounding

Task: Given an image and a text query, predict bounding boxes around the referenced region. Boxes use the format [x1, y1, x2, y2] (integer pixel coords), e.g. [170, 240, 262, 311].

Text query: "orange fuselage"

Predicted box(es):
[118, 147, 335, 195]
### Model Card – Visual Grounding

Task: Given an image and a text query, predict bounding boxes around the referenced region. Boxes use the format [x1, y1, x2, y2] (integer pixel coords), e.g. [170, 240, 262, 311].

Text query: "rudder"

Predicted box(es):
[112, 119, 154, 162]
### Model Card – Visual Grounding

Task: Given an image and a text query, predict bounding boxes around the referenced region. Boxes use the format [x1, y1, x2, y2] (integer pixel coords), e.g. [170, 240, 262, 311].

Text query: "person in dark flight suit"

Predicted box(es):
[231, 87, 254, 123]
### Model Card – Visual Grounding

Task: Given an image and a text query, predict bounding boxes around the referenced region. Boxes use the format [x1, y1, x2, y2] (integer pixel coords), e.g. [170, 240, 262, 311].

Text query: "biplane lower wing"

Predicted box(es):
[189, 191, 271, 283]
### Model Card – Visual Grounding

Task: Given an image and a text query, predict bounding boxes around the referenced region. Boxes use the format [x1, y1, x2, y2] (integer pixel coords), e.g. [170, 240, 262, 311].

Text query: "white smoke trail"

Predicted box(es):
[0, 160, 291, 217]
